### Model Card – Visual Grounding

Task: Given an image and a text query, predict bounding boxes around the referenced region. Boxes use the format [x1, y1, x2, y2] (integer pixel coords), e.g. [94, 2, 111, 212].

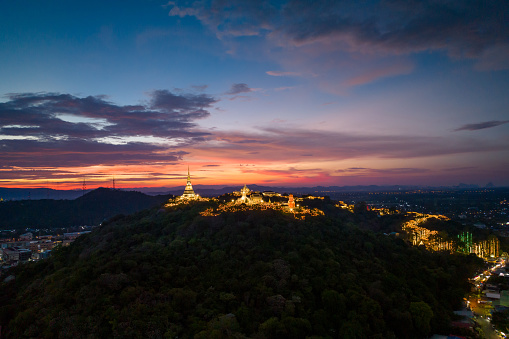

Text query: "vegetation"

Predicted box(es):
[0, 188, 172, 229]
[0, 200, 484, 338]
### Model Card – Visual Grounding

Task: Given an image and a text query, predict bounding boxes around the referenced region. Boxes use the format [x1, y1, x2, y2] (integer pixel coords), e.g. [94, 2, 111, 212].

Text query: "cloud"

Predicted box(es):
[0, 90, 216, 167]
[266, 71, 301, 77]
[443, 166, 476, 172]
[474, 44, 509, 71]
[338, 167, 430, 175]
[192, 84, 208, 91]
[454, 120, 509, 131]
[169, 0, 509, 72]
[187, 127, 508, 163]
[278, 0, 509, 58]
[168, 0, 277, 39]
[225, 83, 254, 95]
[345, 61, 414, 87]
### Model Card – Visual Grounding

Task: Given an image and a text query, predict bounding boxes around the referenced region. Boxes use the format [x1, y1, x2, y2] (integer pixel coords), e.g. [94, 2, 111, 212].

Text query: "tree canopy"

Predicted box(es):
[0, 201, 484, 338]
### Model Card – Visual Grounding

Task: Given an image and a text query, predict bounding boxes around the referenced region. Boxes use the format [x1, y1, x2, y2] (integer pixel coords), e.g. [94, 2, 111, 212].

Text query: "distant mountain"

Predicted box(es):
[157, 184, 423, 197]
[3, 183, 505, 201]
[0, 187, 87, 201]
[455, 183, 480, 189]
[0, 188, 173, 229]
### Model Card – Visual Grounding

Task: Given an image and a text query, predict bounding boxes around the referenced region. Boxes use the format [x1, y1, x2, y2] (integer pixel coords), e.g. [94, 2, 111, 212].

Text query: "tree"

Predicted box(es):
[410, 301, 433, 336]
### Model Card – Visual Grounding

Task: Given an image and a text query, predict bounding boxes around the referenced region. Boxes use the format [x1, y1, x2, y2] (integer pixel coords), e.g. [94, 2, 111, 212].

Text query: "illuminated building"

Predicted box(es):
[250, 192, 263, 204]
[240, 184, 250, 201]
[262, 191, 280, 197]
[288, 194, 295, 209]
[181, 167, 198, 200]
[164, 168, 207, 207]
[403, 216, 500, 259]
[236, 184, 258, 204]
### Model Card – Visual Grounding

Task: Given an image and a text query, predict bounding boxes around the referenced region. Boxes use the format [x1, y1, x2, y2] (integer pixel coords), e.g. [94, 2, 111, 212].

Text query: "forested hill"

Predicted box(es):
[0, 188, 173, 229]
[0, 201, 484, 338]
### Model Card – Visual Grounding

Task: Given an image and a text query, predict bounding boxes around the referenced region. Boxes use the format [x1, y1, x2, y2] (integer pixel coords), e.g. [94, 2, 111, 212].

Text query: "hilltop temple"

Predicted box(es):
[181, 167, 198, 200]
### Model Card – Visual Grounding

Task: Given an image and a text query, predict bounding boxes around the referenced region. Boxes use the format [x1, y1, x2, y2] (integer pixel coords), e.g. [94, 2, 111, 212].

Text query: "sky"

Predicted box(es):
[1, 0, 508, 189]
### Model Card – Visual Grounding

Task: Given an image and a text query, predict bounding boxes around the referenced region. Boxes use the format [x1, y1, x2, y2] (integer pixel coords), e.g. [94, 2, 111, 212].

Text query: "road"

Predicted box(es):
[476, 317, 501, 339]
[467, 259, 507, 339]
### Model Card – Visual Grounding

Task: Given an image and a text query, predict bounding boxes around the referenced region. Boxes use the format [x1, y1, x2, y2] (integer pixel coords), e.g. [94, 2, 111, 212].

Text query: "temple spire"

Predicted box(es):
[182, 166, 196, 199]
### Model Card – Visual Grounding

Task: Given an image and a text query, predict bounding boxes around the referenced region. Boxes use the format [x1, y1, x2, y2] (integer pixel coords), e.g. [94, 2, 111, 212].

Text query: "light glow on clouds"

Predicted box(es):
[2, 125, 39, 129]
[55, 114, 114, 130]
[0, 0, 508, 188]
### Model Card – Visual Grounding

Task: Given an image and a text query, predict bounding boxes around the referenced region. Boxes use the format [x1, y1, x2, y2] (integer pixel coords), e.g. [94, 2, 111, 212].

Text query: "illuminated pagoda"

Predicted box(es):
[239, 184, 250, 203]
[181, 167, 198, 200]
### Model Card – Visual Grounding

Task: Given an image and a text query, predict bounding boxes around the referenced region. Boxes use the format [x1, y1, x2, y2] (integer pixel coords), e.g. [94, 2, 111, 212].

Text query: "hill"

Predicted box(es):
[0, 188, 173, 229]
[0, 201, 484, 338]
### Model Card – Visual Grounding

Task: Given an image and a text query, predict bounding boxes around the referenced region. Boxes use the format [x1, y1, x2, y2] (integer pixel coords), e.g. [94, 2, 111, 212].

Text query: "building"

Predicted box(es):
[251, 192, 263, 204]
[33, 250, 52, 260]
[19, 232, 33, 241]
[181, 167, 198, 200]
[288, 194, 295, 209]
[29, 240, 56, 253]
[240, 184, 250, 201]
[1, 247, 31, 263]
[262, 191, 280, 197]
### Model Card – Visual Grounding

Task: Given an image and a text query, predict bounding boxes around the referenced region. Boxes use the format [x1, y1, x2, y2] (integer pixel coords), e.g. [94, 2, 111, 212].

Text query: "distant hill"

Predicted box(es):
[2, 183, 503, 201]
[0, 201, 484, 338]
[0, 188, 173, 229]
[0, 187, 86, 201]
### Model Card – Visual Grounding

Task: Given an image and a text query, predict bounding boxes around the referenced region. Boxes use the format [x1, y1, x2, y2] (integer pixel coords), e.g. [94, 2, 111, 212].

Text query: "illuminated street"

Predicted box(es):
[477, 317, 501, 339]
[467, 260, 507, 339]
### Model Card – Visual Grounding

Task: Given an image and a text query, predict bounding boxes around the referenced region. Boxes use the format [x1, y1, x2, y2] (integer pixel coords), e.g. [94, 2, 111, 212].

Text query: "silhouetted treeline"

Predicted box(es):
[0, 188, 172, 229]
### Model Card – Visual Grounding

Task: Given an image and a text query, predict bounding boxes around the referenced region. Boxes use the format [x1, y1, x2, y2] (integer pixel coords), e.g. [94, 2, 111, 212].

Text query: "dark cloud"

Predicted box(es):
[169, 0, 277, 39]
[454, 120, 509, 131]
[191, 85, 209, 91]
[150, 90, 214, 119]
[281, 0, 509, 56]
[225, 83, 253, 95]
[0, 90, 215, 167]
[191, 127, 508, 162]
[0, 91, 215, 138]
[169, 0, 509, 67]
[0, 138, 188, 167]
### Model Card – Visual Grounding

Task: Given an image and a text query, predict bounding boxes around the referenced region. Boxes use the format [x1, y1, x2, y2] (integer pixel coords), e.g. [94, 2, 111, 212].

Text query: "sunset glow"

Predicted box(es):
[1, 1, 508, 189]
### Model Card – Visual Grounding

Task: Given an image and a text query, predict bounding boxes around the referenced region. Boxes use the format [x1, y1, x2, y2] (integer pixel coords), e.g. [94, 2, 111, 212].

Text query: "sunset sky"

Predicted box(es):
[1, 0, 508, 189]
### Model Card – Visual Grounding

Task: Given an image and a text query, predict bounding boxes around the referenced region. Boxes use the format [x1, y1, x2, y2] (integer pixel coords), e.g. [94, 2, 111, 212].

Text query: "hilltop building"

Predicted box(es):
[181, 167, 199, 200]
[235, 185, 264, 205]
[288, 194, 295, 209]
[251, 192, 263, 203]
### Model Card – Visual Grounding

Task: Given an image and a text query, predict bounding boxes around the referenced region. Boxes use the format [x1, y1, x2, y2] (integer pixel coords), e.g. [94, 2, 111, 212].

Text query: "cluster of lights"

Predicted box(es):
[402, 213, 500, 259]
[199, 201, 324, 219]
[402, 213, 454, 252]
[164, 196, 210, 208]
[335, 201, 354, 212]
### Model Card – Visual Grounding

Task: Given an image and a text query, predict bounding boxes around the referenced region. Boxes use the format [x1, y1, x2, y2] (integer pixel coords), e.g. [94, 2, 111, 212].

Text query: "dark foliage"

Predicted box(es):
[0, 202, 484, 338]
[0, 188, 172, 229]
